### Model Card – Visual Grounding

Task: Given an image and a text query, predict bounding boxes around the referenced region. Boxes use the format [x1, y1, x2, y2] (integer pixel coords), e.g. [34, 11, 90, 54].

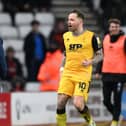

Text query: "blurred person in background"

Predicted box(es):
[24, 20, 47, 81]
[1, 0, 52, 25]
[37, 42, 63, 91]
[5, 46, 24, 91]
[0, 38, 7, 80]
[11, 76, 25, 92]
[29, 0, 52, 12]
[56, 9, 102, 126]
[0, 38, 7, 92]
[49, 19, 66, 52]
[18, 0, 52, 12]
[1, 0, 20, 25]
[95, 18, 126, 126]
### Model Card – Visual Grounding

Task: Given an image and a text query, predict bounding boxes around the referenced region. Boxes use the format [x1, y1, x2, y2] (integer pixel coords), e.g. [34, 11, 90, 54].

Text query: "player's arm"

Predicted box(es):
[91, 35, 103, 64]
[60, 33, 66, 72]
[60, 51, 66, 72]
[82, 35, 103, 66]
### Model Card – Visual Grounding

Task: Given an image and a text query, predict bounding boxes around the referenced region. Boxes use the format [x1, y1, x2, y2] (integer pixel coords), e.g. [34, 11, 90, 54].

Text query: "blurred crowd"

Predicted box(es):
[85, 0, 126, 29]
[1, 0, 52, 25]
[0, 0, 68, 92]
[1, 0, 52, 12]
[0, 0, 126, 92]
[1, 19, 66, 92]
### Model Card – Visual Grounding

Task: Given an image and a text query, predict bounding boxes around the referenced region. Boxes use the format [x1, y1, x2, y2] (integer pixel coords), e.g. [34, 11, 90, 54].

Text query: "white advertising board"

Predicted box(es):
[11, 90, 112, 125]
[11, 92, 57, 125]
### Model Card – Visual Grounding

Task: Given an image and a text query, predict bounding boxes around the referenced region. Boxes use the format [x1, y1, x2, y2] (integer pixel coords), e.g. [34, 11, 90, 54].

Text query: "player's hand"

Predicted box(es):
[59, 67, 64, 78]
[95, 73, 100, 79]
[82, 59, 92, 66]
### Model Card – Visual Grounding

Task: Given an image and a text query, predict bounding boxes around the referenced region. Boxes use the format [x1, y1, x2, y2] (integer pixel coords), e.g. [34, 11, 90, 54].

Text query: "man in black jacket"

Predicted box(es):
[24, 20, 47, 81]
[0, 38, 7, 80]
[0, 38, 7, 92]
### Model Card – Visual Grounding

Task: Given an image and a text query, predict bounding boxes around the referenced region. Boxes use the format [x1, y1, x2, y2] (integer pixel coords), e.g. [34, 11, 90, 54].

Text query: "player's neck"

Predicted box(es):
[73, 27, 85, 36]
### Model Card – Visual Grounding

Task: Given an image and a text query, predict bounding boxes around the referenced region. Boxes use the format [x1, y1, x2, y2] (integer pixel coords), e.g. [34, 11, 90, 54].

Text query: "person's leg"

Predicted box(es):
[73, 96, 95, 126]
[26, 62, 32, 81]
[111, 82, 124, 126]
[56, 77, 74, 126]
[102, 81, 113, 114]
[56, 94, 70, 126]
[34, 60, 42, 81]
[27, 60, 36, 81]
[73, 81, 95, 126]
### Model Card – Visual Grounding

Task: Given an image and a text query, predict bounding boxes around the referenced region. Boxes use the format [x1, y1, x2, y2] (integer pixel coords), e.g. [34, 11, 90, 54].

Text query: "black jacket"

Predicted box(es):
[24, 31, 47, 66]
[0, 38, 7, 79]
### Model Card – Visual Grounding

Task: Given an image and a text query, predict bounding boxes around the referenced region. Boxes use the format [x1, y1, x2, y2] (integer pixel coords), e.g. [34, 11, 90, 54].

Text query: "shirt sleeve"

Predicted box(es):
[92, 35, 101, 52]
[95, 60, 103, 74]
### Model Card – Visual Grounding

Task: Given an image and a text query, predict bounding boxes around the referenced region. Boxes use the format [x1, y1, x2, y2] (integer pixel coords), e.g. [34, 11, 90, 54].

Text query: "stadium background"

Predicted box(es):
[0, 0, 126, 126]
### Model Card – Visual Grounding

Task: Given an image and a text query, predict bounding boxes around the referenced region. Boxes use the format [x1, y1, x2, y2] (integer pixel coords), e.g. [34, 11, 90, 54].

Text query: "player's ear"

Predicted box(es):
[80, 18, 83, 24]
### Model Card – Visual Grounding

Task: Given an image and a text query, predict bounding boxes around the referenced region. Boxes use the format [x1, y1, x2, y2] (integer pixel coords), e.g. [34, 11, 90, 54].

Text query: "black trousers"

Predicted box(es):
[27, 59, 42, 81]
[102, 81, 124, 121]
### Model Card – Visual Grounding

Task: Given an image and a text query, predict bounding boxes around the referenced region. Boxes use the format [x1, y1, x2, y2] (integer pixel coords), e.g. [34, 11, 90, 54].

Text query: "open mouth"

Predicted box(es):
[68, 25, 72, 28]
